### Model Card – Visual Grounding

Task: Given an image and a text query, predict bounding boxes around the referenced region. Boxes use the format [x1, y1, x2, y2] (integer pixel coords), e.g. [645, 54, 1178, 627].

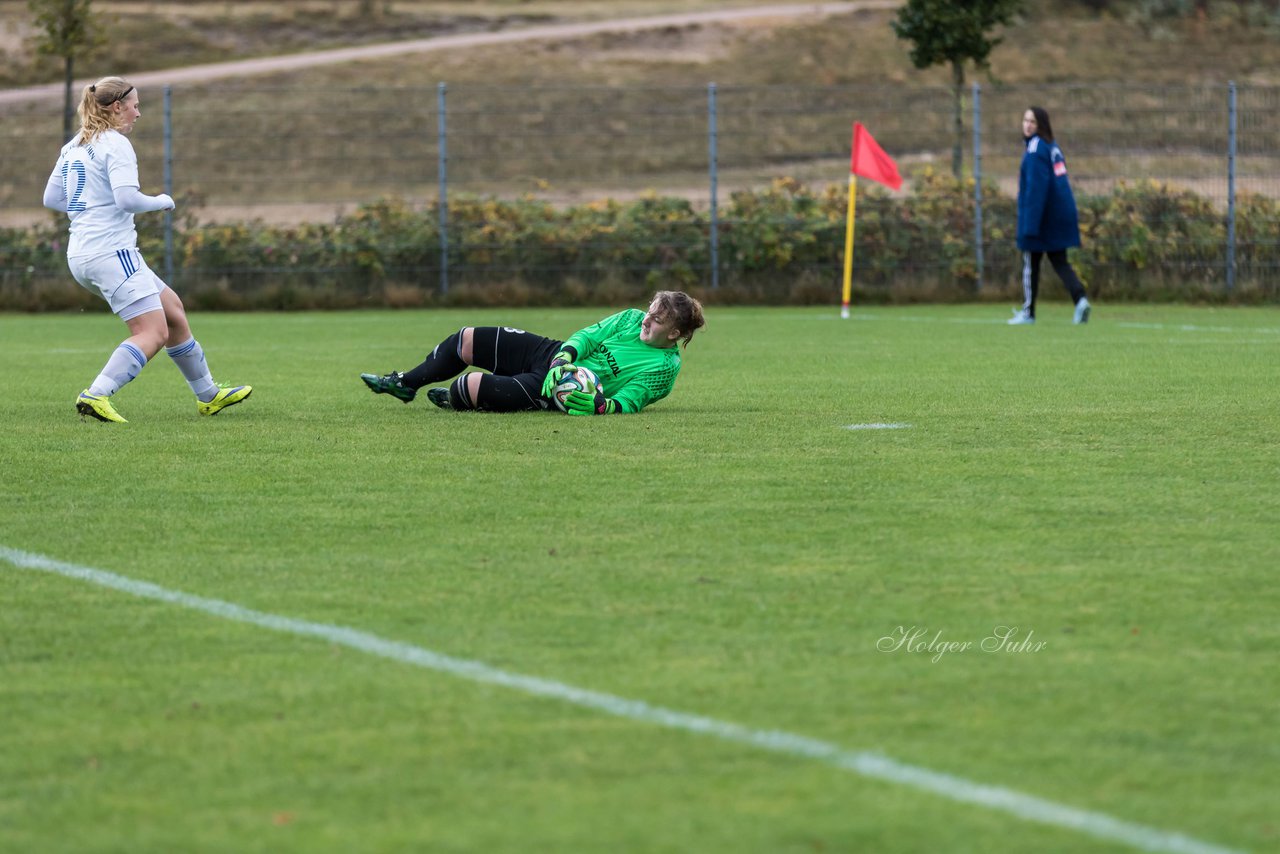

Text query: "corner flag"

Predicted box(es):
[851, 122, 902, 190]
[843, 122, 902, 318]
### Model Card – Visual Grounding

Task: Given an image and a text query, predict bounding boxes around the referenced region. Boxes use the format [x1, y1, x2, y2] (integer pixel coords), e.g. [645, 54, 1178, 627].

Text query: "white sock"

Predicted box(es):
[88, 342, 147, 397]
[165, 337, 218, 402]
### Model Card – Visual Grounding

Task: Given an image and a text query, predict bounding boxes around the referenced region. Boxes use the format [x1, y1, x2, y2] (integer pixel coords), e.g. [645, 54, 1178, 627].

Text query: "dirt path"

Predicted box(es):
[0, 1, 895, 106]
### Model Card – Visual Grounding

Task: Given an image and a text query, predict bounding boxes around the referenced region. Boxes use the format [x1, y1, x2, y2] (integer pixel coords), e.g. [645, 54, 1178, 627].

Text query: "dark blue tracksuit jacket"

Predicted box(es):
[1016, 134, 1081, 252]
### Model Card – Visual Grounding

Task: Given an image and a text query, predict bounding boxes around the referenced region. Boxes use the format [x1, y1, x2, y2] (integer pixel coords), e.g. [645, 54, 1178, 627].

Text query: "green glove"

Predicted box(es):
[564, 389, 617, 416]
[540, 351, 575, 398]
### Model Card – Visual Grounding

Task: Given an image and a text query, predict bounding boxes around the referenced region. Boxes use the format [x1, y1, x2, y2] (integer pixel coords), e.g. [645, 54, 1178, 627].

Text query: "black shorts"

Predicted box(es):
[469, 327, 564, 376]
[464, 326, 564, 412]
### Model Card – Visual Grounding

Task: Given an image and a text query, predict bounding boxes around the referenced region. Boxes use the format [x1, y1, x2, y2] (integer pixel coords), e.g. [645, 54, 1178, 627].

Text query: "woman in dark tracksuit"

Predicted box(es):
[1009, 106, 1092, 325]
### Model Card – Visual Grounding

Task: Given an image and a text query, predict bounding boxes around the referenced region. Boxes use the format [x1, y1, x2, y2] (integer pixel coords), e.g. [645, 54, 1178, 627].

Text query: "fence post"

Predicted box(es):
[437, 82, 449, 296]
[707, 83, 719, 290]
[1226, 81, 1237, 293]
[163, 86, 174, 286]
[972, 82, 983, 293]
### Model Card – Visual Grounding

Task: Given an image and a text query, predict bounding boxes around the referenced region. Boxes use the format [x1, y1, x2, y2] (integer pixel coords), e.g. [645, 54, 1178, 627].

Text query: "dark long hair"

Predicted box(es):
[1029, 106, 1054, 143]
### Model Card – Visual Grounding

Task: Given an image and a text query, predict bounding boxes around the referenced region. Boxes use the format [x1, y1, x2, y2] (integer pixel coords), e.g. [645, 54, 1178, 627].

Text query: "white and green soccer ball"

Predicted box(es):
[552, 366, 603, 413]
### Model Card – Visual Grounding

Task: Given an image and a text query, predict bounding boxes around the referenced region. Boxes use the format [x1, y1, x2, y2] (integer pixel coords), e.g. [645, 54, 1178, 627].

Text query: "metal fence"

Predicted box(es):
[4, 81, 1279, 297]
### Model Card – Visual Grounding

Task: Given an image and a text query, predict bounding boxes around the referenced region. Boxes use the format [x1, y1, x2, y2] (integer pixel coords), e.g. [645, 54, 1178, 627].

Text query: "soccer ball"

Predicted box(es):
[552, 366, 603, 413]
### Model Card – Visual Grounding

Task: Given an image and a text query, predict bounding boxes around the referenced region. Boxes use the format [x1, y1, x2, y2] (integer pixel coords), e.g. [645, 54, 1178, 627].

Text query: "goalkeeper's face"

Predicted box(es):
[640, 299, 680, 348]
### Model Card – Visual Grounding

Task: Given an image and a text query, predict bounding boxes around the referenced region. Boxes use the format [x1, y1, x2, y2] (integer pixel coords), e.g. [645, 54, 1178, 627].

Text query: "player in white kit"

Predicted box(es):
[43, 76, 251, 423]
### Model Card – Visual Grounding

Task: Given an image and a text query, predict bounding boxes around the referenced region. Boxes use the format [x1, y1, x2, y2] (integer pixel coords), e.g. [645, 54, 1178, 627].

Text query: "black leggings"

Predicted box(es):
[1021, 250, 1086, 317]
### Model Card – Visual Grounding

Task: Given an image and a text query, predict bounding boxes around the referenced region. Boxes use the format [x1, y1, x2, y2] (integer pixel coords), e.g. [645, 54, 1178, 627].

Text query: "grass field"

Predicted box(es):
[1, 303, 1277, 853]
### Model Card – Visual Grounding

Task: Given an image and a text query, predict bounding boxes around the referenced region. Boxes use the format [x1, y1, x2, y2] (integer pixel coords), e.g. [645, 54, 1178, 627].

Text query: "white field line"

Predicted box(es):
[1113, 322, 1280, 335]
[844, 423, 912, 430]
[847, 313, 1280, 335]
[0, 544, 1243, 854]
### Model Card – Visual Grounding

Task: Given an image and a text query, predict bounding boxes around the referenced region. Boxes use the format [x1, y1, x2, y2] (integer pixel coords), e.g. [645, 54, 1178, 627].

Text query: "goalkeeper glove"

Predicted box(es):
[564, 389, 618, 416]
[540, 350, 576, 398]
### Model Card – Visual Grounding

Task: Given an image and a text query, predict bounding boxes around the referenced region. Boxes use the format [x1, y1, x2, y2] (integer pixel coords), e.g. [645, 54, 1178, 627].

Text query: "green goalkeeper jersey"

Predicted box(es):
[564, 309, 681, 414]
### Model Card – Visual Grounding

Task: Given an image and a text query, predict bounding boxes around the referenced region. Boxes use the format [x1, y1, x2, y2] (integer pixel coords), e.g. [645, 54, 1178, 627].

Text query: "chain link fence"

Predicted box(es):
[3, 81, 1279, 300]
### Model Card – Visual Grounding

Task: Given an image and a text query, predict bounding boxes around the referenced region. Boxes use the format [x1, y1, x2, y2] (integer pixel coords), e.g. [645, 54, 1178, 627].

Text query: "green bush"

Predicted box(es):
[4, 176, 1277, 310]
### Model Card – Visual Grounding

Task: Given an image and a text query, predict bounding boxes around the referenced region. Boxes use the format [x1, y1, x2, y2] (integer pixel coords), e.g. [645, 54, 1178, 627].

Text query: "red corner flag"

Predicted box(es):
[850, 122, 902, 190]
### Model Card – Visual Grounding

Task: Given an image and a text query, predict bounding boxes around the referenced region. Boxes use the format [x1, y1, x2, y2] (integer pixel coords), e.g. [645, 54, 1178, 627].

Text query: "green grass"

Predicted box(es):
[1, 304, 1277, 852]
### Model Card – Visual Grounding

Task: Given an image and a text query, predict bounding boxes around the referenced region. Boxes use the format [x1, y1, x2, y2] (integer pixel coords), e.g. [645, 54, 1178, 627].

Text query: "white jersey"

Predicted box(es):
[48, 130, 143, 258]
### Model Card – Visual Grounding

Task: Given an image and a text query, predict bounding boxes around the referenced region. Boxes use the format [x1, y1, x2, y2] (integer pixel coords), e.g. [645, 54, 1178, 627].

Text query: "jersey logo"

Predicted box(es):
[596, 344, 620, 378]
[1053, 161, 1067, 177]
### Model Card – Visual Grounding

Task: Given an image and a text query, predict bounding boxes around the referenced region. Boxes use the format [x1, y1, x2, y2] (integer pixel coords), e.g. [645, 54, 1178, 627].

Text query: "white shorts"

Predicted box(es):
[68, 248, 165, 321]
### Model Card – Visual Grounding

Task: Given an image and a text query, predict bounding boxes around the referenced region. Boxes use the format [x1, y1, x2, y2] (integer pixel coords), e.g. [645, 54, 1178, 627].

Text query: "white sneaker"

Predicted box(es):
[1073, 297, 1091, 325]
[1007, 308, 1035, 325]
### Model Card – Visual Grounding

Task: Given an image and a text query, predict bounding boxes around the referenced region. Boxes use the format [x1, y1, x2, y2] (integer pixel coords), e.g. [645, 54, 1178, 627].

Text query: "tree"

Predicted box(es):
[892, 0, 1023, 179]
[28, 0, 102, 142]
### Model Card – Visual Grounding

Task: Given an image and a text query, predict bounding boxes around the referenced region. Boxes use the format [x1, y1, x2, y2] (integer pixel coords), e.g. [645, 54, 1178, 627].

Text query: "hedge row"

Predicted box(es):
[3, 170, 1278, 311]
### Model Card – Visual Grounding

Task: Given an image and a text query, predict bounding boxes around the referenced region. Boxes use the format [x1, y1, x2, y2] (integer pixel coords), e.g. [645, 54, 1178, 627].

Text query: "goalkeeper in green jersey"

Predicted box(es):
[359, 290, 705, 415]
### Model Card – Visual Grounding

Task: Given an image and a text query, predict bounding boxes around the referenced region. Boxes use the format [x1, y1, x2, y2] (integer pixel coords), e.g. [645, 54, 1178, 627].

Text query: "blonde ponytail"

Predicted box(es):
[75, 76, 134, 144]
